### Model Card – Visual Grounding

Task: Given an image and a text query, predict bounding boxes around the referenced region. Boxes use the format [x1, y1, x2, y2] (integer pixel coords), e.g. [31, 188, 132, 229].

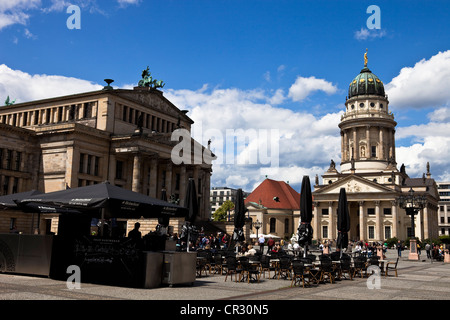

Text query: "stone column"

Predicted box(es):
[353, 128, 358, 160]
[132, 154, 142, 193]
[149, 158, 158, 198]
[179, 165, 187, 206]
[343, 130, 348, 161]
[423, 204, 429, 240]
[391, 200, 398, 238]
[340, 131, 344, 161]
[313, 201, 320, 240]
[328, 201, 335, 241]
[379, 127, 384, 160]
[375, 200, 381, 241]
[359, 201, 365, 241]
[366, 126, 370, 156]
[165, 162, 173, 198]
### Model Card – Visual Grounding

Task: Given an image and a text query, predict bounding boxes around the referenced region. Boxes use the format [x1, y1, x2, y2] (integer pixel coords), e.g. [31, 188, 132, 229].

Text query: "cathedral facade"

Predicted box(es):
[312, 57, 439, 243]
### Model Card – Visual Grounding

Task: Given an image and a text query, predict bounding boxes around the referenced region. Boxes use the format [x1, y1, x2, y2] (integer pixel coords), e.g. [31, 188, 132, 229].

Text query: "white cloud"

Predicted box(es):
[165, 85, 341, 191]
[386, 50, 450, 109]
[0, 0, 40, 30]
[117, 0, 141, 7]
[0, 64, 102, 103]
[288, 75, 338, 102]
[354, 28, 386, 41]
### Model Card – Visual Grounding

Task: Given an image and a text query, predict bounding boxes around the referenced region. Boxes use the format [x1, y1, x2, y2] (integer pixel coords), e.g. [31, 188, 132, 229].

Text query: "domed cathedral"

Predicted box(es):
[312, 50, 440, 244]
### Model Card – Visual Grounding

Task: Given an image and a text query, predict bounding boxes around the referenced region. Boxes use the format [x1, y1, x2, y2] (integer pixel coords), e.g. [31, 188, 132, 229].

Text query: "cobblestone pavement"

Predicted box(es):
[0, 250, 448, 301]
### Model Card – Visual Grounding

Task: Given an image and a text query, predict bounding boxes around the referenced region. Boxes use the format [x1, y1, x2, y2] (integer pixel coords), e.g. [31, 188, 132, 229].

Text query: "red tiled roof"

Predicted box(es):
[245, 178, 300, 210]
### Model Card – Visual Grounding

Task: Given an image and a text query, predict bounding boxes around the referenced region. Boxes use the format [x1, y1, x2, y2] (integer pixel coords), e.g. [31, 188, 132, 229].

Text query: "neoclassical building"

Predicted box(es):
[312, 56, 439, 243]
[0, 77, 213, 235]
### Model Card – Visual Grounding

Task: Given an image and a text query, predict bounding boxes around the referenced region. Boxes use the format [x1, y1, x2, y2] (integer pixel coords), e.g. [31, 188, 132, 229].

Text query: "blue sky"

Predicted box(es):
[1, 0, 450, 192]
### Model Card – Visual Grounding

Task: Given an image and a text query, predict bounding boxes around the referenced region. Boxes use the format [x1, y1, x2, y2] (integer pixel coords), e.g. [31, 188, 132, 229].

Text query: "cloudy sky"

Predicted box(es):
[1, 0, 450, 193]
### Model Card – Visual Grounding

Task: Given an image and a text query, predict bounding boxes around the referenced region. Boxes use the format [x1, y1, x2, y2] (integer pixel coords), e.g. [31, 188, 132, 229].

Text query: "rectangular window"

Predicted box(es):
[448, 217, 450, 224]
[322, 226, 328, 239]
[270, 218, 276, 233]
[383, 208, 391, 215]
[79, 153, 85, 173]
[371, 146, 376, 157]
[441, 217, 445, 223]
[321, 208, 329, 215]
[284, 218, 289, 234]
[384, 226, 391, 239]
[3, 176, 9, 195]
[122, 105, 128, 121]
[367, 208, 375, 215]
[15, 152, 21, 171]
[368, 226, 375, 239]
[6, 150, 12, 170]
[86, 155, 92, 175]
[94, 156, 99, 176]
[175, 173, 180, 190]
[116, 161, 123, 180]
[58, 106, 63, 122]
[23, 112, 28, 126]
[12, 177, 18, 194]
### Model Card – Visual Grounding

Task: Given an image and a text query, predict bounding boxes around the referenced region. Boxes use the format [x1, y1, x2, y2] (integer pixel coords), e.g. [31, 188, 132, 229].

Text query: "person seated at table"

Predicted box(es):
[271, 244, 280, 253]
[245, 244, 257, 256]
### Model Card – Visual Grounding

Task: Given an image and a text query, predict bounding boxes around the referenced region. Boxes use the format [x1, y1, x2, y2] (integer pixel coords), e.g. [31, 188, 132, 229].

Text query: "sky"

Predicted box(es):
[1, 0, 450, 193]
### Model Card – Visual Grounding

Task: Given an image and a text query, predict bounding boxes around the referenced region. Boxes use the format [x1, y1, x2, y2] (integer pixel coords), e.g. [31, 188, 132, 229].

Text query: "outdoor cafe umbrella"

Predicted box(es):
[232, 188, 247, 250]
[158, 188, 170, 227]
[182, 178, 198, 251]
[298, 175, 313, 257]
[0, 190, 43, 209]
[15, 182, 188, 219]
[336, 187, 350, 257]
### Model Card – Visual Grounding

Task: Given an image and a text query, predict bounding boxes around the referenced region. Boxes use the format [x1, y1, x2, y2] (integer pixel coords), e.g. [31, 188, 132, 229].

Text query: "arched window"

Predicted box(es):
[270, 218, 276, 233]
[284, 218, 289, 234]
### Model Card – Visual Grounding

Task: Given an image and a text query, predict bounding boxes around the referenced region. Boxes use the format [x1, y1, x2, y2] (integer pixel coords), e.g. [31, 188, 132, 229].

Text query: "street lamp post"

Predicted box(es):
[253, 220, 262, 239]
[397, 188, 427, 260]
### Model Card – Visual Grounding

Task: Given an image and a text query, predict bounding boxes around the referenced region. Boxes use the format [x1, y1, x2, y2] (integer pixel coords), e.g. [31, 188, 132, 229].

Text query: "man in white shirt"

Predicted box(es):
[258, 235, 265, 253]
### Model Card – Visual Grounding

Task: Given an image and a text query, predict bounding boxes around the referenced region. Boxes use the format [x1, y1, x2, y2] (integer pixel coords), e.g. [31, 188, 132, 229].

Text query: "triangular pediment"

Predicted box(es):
[114, 89, 193, 123]
[313, 175, 395, 195]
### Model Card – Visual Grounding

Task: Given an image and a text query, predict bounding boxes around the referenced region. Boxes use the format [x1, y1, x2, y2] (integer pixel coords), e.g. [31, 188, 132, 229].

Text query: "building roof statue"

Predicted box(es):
[138, 66, 165, 89]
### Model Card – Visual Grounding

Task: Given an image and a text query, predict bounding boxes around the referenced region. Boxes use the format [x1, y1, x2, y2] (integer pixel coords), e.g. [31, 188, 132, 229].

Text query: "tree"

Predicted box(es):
[212, 200, 234, 221]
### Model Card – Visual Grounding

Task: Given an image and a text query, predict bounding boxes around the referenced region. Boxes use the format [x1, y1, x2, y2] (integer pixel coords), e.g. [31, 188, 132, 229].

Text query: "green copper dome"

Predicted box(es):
[348, 67, 385, 98]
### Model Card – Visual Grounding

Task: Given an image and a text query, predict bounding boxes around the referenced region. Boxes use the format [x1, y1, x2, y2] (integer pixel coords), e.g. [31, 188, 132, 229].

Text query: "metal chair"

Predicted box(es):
[260, 255, 276, 279]
[224, 256, 242, 282]
[385, 257, 399, 277]
[240, 260, 260, 283]
[319, 255, 336, 284]
[277, 256, 292, 280]
[291, 260, 309, 288]
[352, 256, 368, 278]
[339, 256, 353, 280]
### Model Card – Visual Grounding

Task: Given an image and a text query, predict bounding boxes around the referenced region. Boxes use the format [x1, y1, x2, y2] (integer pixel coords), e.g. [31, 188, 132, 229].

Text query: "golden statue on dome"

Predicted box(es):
[364, 48, 368, 67]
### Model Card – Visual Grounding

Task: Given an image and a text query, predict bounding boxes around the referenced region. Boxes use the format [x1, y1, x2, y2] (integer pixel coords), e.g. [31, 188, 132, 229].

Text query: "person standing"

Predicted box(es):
[258, 234, 265, 253]
[425, 242, 432, 259]
[396, 240, 402, 257]
[267, 237, 275, 252]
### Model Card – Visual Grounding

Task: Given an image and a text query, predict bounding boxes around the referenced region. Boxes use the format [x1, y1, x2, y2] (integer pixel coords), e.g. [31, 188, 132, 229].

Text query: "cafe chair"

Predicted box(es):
[339, 256, 353, 280]
[277, 256, 292, 280]
[224, 256, 242, 282]
[352, 256, 368, 278]
[260, 255, 276, 279]
[318, 255, 336, 284]
[211, 253, 224, 275]
[240, 260, 260, 283]
[291, 260, 309, 288]
[299, 257, 320, 285]
[385, 257, 399, 277]
[196, 257, 208, 277]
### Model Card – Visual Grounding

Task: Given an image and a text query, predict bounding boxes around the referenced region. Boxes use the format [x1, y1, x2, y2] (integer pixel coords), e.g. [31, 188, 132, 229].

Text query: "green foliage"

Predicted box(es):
[385, 237, 398, 248]
[439, 235, 450, 244]
[212, 200, 234, 222]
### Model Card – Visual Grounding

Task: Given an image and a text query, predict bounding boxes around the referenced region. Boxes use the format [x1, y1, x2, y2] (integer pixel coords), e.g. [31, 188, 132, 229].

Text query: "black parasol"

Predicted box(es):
[336, 187, 350, 255]
[232, 188, 247, 244]
[0, 190, 43, 209]
[298, 175, 313, 256]
[181, 178, 198, 251]
[15, 182, 187, 219]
